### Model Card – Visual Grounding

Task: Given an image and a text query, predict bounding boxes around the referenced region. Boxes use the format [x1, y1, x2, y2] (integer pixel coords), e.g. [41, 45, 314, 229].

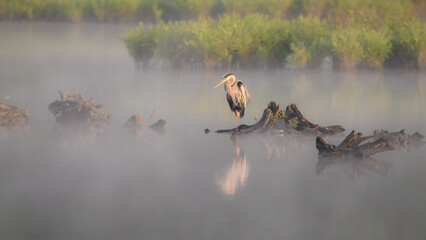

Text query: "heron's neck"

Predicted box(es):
[225, 81, 233, 91]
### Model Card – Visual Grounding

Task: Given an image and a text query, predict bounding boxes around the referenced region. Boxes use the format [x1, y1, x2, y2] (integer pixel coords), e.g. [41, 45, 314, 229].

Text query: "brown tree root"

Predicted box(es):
[316, 130, 395, 159]
[48, 89, 111, 133]
[373, 129, 425, 149]
[217, 101, 345, 136]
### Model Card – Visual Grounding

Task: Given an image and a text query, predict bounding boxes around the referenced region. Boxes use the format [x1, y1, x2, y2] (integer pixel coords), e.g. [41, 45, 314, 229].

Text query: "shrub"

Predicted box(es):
[247, 15, 291, 67]
[360, 28, 392, 69]
[389, 18, 426, 68]
[89, 0, 141, 22]
[331, 27, 364, 69]
[121, 22, 158, 67]
[120, 12, 424, 69]
[155, 21, 198, 67]
[288, 15, 331, 68]
[185, 17, 230, 68]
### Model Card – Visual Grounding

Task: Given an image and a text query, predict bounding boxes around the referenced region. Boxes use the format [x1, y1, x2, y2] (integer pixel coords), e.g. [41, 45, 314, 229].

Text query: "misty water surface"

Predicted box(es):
[1, 22, 426, 240]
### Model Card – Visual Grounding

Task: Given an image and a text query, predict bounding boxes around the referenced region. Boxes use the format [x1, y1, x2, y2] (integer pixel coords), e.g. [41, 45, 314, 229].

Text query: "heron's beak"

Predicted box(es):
[215, 78, 227, 88]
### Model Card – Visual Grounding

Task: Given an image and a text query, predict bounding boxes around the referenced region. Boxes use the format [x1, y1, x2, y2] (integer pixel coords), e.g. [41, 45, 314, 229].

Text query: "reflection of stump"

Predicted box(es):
[217, 101, 345, 136]
[48, 89, 111, 133]
[316, 156, 393, 180]
[0, 103, 29, 136]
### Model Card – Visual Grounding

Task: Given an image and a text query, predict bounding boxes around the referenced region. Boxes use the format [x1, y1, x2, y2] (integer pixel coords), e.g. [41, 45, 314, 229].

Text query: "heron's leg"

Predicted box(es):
[235, 117, 238, 133]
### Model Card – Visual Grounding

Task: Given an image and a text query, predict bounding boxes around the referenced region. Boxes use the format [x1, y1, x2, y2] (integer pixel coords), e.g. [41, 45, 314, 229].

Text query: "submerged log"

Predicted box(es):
[48, 89, 111, 132]
[316, 130, 395, 159]
[0, 102, 30, 135]
[217, 101, 345, 136]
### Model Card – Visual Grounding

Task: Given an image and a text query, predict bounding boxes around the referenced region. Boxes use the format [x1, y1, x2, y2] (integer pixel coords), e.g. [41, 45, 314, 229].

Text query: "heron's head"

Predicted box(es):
[215, 73, 235, 88]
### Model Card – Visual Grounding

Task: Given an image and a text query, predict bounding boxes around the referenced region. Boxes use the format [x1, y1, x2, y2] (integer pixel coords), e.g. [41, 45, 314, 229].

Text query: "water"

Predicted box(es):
[1, 22, 426, 240]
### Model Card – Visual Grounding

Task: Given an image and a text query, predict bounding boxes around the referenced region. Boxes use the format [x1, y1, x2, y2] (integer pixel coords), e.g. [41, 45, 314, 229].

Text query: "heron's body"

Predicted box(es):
[224, 80, 248, 118]
[215, 74, 250, 130]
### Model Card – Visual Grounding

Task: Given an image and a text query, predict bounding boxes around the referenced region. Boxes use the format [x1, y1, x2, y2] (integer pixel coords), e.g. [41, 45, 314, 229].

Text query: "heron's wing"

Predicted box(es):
[236, 81, 250, 108]
[226, 93, 235, 111]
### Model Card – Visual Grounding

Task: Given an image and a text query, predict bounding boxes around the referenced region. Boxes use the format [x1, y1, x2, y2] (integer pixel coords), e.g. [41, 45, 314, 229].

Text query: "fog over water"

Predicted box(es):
[1, 22, 426, 240]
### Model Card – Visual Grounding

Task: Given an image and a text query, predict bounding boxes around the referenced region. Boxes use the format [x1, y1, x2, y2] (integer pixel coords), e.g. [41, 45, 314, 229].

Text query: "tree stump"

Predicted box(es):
[125, 109, 166, 136]
[149, 119, 166, 135]
[315, 131, 394, 179]
[125, 115, 146, 136]
[0, 103, 29, 136]
[316, 130, 395, 159]
[217, 101, 345, 136]
[373, 129, 425, 149]
[48, 89, 111, 133]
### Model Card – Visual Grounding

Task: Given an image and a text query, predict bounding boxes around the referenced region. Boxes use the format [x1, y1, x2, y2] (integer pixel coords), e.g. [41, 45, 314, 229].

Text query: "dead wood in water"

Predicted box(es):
[217, 107, 274, 135]
[282, 103, 345, 135]
[315, 130, 400, 179]
[125, 115, 146, 137]
[373, 129, 425, 149]
[0, 103, 30, 135]
[48, 89, 111, 132]
[149, 119, 166, 135]
[125, 109, 166, 136]
[217, 101, 345, 136]
[316, 130, 395, 159]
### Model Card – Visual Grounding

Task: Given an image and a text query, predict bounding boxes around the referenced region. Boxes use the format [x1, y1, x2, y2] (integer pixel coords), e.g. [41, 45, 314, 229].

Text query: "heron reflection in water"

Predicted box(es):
[215, 137, 249, 196]
[215, 73, 250, 132]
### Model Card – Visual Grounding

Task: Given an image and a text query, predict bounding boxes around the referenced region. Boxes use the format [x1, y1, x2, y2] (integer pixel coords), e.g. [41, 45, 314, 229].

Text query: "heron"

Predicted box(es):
[215, 73, 250, 132]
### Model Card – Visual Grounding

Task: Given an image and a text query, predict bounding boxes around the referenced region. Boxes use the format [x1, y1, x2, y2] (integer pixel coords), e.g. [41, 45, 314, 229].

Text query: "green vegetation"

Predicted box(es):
[1, 0, 425, 69]
[331, 26, 393, 70]
[122, 22, 158, 66]
[288, 15, 331, 68]
[390, 18, 426, 68]
[0, 0, 424, 22]
[122, 13, 425, 69]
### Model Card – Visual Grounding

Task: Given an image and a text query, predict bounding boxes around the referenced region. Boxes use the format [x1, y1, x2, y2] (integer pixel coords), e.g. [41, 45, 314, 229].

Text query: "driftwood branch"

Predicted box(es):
[217, 108, 274, 134]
